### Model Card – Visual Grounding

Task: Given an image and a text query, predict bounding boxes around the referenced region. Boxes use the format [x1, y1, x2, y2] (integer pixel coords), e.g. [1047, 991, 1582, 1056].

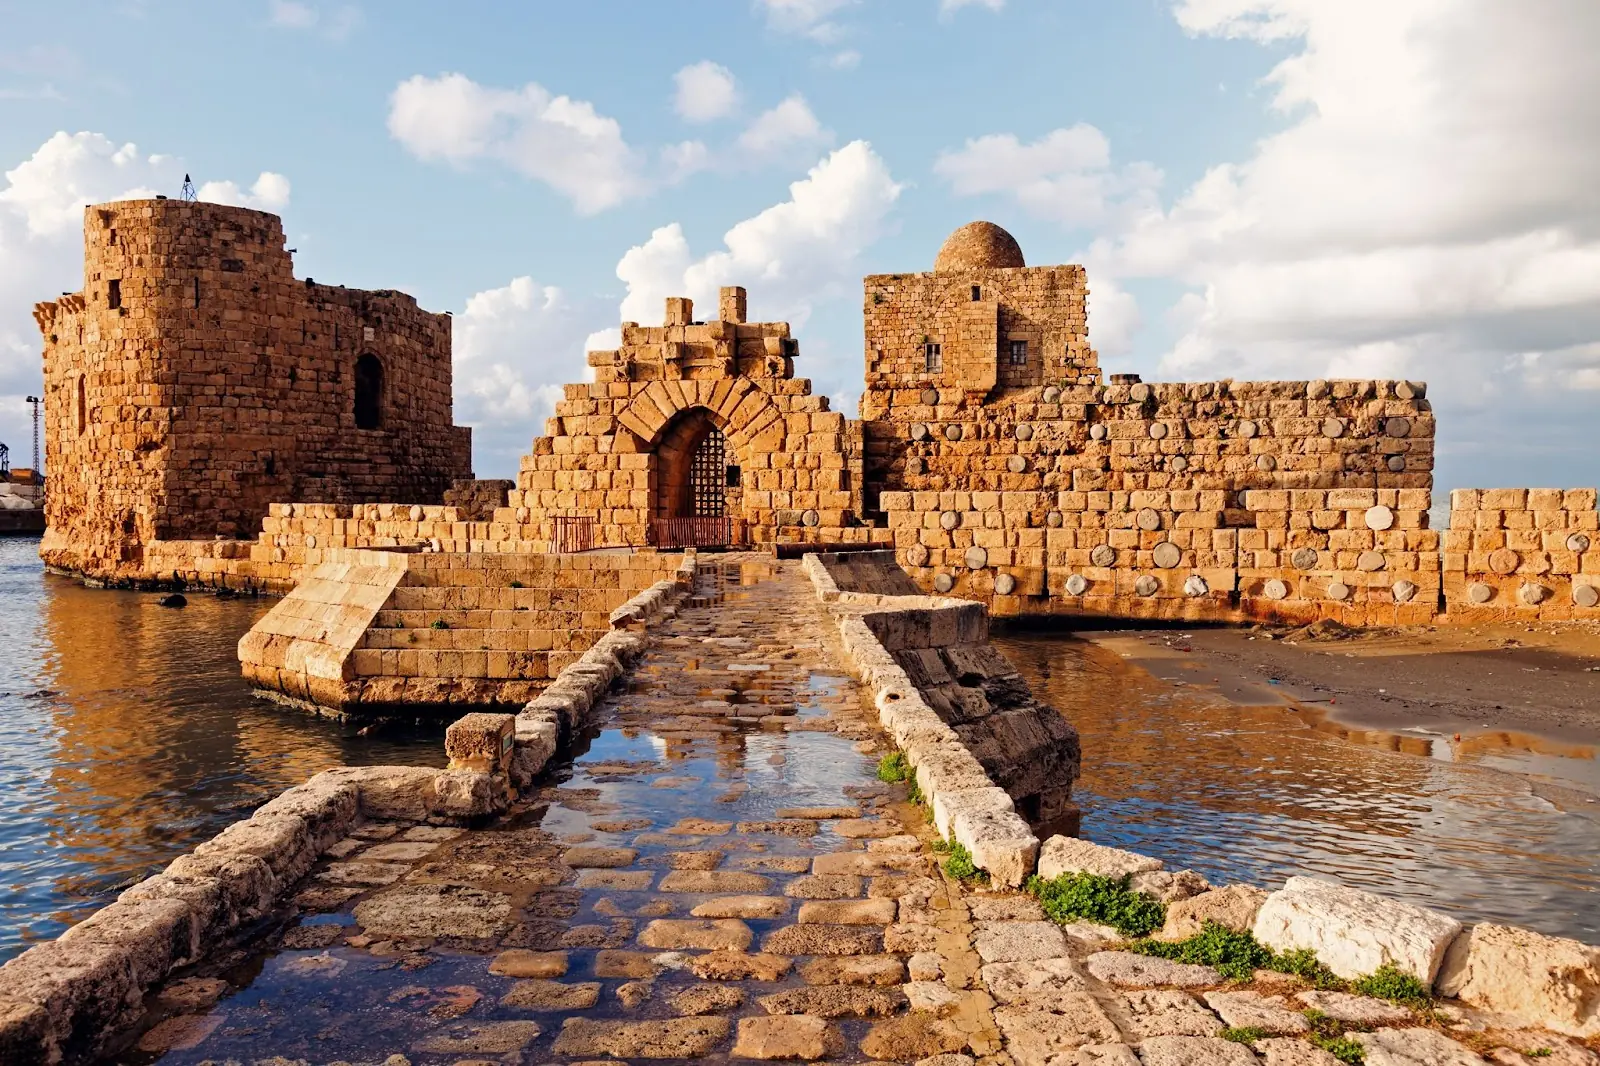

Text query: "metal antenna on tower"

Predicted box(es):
[25, 395, 40, 475]
[181, 174, 197, 202]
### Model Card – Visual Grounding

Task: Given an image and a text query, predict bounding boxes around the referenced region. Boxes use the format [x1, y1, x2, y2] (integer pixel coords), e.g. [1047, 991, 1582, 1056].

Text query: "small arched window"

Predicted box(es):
[75, 374, 87, 436]
[354, 353, 383, 429]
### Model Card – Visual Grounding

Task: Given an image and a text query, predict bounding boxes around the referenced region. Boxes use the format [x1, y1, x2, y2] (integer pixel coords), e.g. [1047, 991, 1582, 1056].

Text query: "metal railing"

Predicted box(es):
[648, 516, 743, 550]
[551, 514, 598, 554]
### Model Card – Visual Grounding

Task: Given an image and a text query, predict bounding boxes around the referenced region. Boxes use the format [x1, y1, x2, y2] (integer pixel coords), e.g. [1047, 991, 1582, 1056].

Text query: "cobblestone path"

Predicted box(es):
[121, 560, 1594, 1066]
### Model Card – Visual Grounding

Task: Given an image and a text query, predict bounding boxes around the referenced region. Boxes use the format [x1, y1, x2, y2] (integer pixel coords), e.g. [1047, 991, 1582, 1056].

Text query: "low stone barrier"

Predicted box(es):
[504, 553, 696, 788]
[801, 551, 1070, 888]
[0, 554, 699, 1064]
[0, 764, 502, 1064]
[1035, 834, 1600, 1039]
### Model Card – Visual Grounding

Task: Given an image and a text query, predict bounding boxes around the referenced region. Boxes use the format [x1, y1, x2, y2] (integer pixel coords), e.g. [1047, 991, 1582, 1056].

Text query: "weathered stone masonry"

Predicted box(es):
[34, 199, 471, 582]
[34, 208, 1600, 628]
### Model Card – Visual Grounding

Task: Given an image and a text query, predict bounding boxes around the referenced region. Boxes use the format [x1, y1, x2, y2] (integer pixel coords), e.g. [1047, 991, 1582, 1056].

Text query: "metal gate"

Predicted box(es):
[688, 426, 726, 517]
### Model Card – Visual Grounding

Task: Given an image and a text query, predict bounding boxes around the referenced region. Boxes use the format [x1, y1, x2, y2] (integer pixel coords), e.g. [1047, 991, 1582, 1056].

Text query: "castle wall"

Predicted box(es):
[35, 199, 471, 581]
[1442, 488, 1600, 619]
[859, 249, 1446, 621]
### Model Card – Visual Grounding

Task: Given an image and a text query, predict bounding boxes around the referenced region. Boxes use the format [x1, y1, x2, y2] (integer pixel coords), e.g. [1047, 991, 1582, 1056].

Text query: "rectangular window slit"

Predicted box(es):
[924, 342, 943, 374]
[107, 279, 121, 310]
[1009, 339, 1028, 366]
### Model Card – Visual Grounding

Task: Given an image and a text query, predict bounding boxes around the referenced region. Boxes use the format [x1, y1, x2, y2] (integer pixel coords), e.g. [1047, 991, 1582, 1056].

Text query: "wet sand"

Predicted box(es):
[1044, 622, 1600, 792]
[994, 627, 1600, 941]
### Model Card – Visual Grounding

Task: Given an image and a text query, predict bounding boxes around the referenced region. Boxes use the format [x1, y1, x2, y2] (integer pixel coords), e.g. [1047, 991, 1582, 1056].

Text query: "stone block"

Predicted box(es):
[445, 712, 516, 773]
[1037, 836, 1163, 881]
[1158, 884, 1268, 941]
[1252, 877, 1462, 986]
[1436, 922, 1600, 1037]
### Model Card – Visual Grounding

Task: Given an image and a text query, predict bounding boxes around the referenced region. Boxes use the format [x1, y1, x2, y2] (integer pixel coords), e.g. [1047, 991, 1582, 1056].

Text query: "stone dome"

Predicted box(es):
[934, 221, 1025, 272]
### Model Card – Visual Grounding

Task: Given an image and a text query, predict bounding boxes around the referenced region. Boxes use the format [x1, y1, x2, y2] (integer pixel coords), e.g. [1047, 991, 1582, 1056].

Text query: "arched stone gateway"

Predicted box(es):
[513, 289, 878, 551]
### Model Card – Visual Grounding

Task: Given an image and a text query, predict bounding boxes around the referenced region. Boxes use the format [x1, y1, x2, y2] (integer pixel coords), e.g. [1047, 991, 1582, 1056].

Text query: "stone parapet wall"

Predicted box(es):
[238, 549, 682, 713]
[1443, 488, 1600, 620]
[863, 378, 1436, 620]
[802, 550, 1082, 887]
[441, 478, 514, 520]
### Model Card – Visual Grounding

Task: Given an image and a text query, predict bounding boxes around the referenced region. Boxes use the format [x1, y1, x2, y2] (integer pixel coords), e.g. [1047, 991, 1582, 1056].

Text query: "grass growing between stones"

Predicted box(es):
[1220, 1026, 1270, 1045]
[1304, 1009, 1367, 1064]
[1351, 963, 1430, 1008]
[1124, 921, 1346, 986]
[1024, 872, 1166, 938]
[931, 840, 988, 884]
[876, 752, 911, 783]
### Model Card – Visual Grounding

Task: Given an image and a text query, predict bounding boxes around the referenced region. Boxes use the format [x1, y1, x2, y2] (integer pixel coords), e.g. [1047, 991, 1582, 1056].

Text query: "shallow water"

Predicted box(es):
[995, 631, 1600, 942]
[0, 537, 442, 963]
[128, 560, 906, 1064]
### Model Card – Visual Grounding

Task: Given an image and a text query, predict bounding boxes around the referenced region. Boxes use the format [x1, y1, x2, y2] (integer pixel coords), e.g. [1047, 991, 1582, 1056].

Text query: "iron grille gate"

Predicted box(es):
[689, 427, 726, 517]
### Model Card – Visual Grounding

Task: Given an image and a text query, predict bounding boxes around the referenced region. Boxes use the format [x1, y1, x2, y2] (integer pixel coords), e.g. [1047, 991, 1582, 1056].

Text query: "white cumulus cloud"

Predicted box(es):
[452, 276, 615, 474]
[268, 0, 360, 40]
[388, 73, 647, 215]
[935, 125, 1161, 230]
[0, 132, 291, 470]
[938, 0, 1600, 488]
[736, 95, 832, 162]
[758, 0, 855, 43]
[614, 140, 902, 375]
[197, 172, 291, 211]
[673, 61, 739, 123]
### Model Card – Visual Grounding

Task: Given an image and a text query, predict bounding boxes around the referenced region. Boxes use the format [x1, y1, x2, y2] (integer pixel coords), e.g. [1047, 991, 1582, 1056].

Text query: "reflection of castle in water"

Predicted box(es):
[29, 579, 373, 904]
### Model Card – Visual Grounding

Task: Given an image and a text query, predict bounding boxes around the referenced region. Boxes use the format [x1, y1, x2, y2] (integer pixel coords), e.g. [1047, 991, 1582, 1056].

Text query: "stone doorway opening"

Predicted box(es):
[651, 407, 744, 547]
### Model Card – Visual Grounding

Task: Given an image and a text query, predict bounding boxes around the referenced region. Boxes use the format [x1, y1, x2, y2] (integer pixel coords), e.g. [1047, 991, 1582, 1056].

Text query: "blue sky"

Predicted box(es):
[1, 0, 1597, 498]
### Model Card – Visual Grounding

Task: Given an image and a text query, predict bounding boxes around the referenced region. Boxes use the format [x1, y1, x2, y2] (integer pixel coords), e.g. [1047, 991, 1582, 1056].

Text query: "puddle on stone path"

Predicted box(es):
[122, 562, 933, 1066]
[995, 632, 1600, 943]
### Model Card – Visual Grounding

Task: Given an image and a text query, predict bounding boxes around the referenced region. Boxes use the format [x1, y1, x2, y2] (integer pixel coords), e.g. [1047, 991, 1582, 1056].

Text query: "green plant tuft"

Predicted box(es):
[876, 751, 911, 783]
[1025, 871, 1165, 938]
[1126, 922, 1272, 981]
[1307, 1033, 1365, 1063]
[430, 619, 449, 630]
[1220, 1026, 1269, 1046]
[942, 842, 987, 884]
[906, 779, 925, 806]
[1302, 1009, 1366, 1064]
[509, 580, 523, 588]
[1127, 923, 1350, 987]
[1351, 964, 1430, 1008]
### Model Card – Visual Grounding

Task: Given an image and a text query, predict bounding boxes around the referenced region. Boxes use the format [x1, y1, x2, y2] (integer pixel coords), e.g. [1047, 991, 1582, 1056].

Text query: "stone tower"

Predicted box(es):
[34, 198, 472, 581]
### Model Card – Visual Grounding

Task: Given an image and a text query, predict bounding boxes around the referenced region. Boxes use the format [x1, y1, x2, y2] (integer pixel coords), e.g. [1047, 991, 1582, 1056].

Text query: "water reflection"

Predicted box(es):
[0, 537, 442, 962]
[995, 632, 1600, 942]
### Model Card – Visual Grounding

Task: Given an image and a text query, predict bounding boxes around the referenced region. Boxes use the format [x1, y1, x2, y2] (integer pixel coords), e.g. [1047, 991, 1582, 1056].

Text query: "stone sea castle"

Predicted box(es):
[5, 198, 1599, 1063]
[34, 203, 1600, 632]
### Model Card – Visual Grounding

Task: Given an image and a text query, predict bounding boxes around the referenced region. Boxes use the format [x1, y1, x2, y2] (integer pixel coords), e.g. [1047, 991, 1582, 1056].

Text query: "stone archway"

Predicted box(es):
[615, 378, 784, 458]
[654, 408, 734, 520]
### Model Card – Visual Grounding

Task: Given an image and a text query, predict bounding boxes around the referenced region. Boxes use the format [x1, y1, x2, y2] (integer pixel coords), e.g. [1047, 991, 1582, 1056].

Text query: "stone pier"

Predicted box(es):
[2, 557, 1597, 1065]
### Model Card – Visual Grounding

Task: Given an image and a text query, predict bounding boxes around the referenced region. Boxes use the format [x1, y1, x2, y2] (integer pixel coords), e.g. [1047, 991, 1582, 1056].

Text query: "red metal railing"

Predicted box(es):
[551, 514, 597, 554]
[648, 516, 743, 549]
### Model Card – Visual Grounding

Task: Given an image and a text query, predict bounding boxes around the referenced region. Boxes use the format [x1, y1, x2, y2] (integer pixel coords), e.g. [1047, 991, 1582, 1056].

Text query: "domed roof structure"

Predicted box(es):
[934, 221, 1025, 272]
